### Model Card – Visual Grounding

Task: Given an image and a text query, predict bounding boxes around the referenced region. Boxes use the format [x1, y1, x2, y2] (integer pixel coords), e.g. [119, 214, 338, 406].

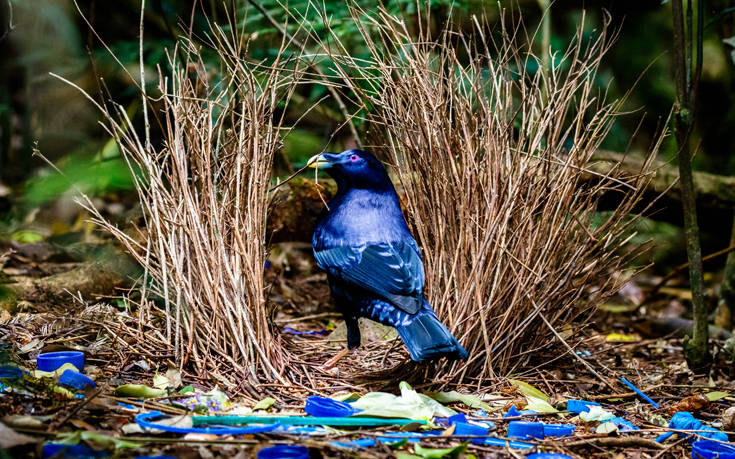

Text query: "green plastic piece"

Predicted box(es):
[192, 415, 426, 427]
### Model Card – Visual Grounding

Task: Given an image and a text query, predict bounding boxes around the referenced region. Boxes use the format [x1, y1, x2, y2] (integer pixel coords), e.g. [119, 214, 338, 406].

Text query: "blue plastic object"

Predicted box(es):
[304, 396, 359, 417]
[42, 443, 107, 459]
[37, 351, 84, 372]
[330, 438, 377, 449]
[257, 445, 309, 459]
[527, 454, 573, 459]
[0, 366, 25, 379]
[136, 411, 279, 435]
[621, 377, 659, 408]
[58, 370, 95, 391]
[656, 412, 729, 443]
[504, 405, 522, 418]
[471, 437, 535, 449]
[566, 399, 600, 414]
[508, 421, 574, 439]
[543, 423, 575, 437]
[454, 421, 490, 436]
[448, 413, 467, 424]
[283, 327, 326, 336]
[610, 416, 638, 432]
[691, 440, 735, 458]
[508, 421, 545, 439]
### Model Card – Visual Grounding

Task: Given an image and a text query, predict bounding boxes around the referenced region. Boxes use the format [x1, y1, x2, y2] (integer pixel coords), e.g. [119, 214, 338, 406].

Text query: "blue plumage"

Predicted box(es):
[309, 149, 467, 362]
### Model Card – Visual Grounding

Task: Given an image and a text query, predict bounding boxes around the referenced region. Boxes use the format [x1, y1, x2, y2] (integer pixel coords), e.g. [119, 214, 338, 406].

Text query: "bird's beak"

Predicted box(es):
[307, 153, 333, 169]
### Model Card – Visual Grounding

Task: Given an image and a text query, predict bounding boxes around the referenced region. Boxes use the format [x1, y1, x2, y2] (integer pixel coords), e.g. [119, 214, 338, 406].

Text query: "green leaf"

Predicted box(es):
[58, 431, 139, 449]
[114, 384, 166, 398]
[395, 454, 423, 459]
[179, 385, 194, 394]
[253, 397, 276, 411]
[388, 438, 408, 449]
[705, 391, 730, 401]
[508, 379, 549, 401]
[413, 442, 467, 458]
[425, 390, 493, 411]
[525, 396, 558, 413]
[351, 382, 456, 419]
[10, 230, 43, 243]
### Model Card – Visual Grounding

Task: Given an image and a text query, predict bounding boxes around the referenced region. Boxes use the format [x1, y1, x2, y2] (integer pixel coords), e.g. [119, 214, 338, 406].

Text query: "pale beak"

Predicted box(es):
[307, 153, 332, 169]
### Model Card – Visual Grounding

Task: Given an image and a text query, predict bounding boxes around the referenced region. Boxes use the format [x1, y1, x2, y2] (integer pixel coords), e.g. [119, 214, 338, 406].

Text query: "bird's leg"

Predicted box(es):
[322, 317, 360, 369]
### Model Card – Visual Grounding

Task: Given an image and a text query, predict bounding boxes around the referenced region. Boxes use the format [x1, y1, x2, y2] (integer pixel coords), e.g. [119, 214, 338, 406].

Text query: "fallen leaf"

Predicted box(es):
[425, 390, 493, 411]
[705, 391, 730, 402]
[596, 421, 618, 434]
[253, 397, 276, 411]
[666, 394, 709, 414]
[580, 405, 615, 422]
[114, 384, 166, 398]
[0, 422, 36, 448]
[606, 333, 640, 343]
[508, 379, 548, 401]
[525, 396, 558, 413]
[413, 442, 467, 458]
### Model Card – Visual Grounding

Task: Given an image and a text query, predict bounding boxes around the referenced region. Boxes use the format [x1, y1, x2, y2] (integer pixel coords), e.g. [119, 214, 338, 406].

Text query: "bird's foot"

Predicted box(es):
[321, 347, 352, 370]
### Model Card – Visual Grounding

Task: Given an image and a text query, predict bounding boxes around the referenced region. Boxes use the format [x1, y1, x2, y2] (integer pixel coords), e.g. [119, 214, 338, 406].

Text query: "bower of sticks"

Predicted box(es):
[9, 7, 661, 398]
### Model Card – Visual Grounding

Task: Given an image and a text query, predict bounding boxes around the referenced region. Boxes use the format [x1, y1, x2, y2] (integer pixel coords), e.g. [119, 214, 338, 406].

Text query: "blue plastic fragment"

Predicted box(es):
[454, 421, 490, 437]
[691, 440, 735, 459]
[42, 443, 107, 459]
[655, 412, 729, 443]
[257, 445, 309, 459]
[471, 437, 535, 449]
[620, 377, 659, 408]
[304, 396, 360, 417]
[543, 423, 575, 437]
[508, 421, 545, 439]
[448, 413, 467, 424]
[117, 402, 137, 410]
[504, 405, 522, 417]
[527, 454, 573, 459]
[136, 411, 278, 435]
[58, 370, 95, 391]
[330, 438, 377, 449]
[508, 421, 574, 439]
[566, 399, 600, 414]
[283, 327, 326, 336]
[37, 351, 85, 372]
[610, 416, 638, 432]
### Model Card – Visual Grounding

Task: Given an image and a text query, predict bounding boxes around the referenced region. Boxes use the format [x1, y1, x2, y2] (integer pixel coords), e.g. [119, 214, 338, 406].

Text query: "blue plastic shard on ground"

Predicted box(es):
[258, 445, 309, 459]
[566, 399, 600, 414]
[508, 421, 574, 440]
[504, 405, 522, 417]
[692, 439, 735, 459]
[620, 377, 659, 408]
[58, 369, 95, 391]
[43, 443, 107, 459]
[283, 327, 326, 336]
[304, 396, 360, 417]
[330, 438, 377, 449]
[610, 416, 638, 432]
[471, 437, 535, 449]
[655, 412, 729, 443]
[527, 454, 573, 459]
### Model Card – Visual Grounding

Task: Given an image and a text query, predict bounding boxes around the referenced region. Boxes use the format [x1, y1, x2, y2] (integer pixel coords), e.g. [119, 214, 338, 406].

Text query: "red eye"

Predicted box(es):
[350, 154, 359, 162]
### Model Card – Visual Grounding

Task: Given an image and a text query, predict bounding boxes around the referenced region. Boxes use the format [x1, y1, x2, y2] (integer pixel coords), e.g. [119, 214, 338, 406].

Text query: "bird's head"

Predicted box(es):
[307, 149, 393, 191]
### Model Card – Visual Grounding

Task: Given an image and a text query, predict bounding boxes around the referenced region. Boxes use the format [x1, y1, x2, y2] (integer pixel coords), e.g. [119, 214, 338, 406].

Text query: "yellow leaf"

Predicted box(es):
[606, 333, 640, 342]
[508, 379, 548, 402]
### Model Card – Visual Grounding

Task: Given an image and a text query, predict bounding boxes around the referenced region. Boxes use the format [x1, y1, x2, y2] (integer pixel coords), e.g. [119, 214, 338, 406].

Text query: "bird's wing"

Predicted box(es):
[314, 241, 425, 314]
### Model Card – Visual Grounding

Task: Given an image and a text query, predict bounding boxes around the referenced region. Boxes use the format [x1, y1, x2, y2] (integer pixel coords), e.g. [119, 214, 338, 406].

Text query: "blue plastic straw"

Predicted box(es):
[620, 377, 659, 408]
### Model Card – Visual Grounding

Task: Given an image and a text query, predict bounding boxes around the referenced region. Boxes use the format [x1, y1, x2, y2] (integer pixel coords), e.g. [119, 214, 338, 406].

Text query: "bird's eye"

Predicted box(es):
[350, 154, 360, 162]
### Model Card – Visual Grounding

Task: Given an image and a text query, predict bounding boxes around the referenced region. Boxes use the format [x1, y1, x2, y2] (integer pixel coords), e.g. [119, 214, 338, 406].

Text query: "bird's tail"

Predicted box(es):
[396, 310, 468, 362]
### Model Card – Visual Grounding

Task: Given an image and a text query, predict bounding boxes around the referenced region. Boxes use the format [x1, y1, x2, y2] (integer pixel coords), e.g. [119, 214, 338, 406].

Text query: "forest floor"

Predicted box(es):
[1, 230, 735, 458]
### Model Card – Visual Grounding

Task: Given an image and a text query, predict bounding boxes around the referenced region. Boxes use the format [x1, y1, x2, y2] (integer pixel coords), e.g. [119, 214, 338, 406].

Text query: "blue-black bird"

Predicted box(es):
[308, 149, 468, 363]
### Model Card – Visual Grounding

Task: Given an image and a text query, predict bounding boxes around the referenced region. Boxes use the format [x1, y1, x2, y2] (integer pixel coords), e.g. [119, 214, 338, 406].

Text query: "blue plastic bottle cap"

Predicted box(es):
[43, 443, 107, 458]
[453, 421, 490, 436]
[508, 421, 545, 439]
[257, 445, 309, 459]
[304, 396, 358, 417]
[526, 454, 573, 459]
[566, 399, 600, 414]
[58, 369, 96, 391]
[543, 423, 575, 437]
[37, 351, 85, 372]
[691, 440, 735, 459]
